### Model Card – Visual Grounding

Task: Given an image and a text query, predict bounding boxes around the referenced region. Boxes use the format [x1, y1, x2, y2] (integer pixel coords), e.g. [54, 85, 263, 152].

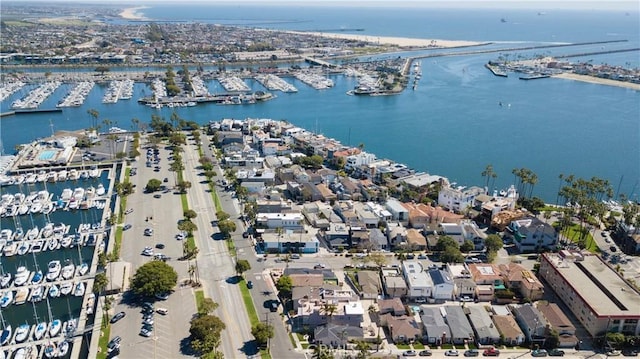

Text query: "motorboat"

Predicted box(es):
[58, 169, 68, 181]
[64, 318, 77, 337]
[46, 237, 59, 251]
[44, 341, 57, 358]
[96, 183, 106, 196]
[16, 241, 31, 256]
[14, 266, 31, 286]
[31, 270, 43, 285]
[29, 285, 44, 302]
[60, 188, 72, 201]
[59, 235, 72, 248]
[42, 202, 55, 215]
[34, 321, 47, 340]
[26, 226, 39, 241]
[48, 284, 60, 298]
[2, 241, 17, 257]
[0, 290, 13, 308]
[85, 293, 95, 315]
[73, 281, 85, 297]
[41, 222, 54, 238]
[30, 240, 44, 253]
[0, 324, 11, 346]
[49, 319, 62, 337]
[57, 340, 69, 356]
[0, 229, 11, 242]
[61, 261, 75, 280]
[46, 260, 61, 281]
[14, 287, 29, 305]
[14, 323, 30, 343]
[0, 273, 11, 288]
[77, 262, 89, 277]
[60, 282, 73, 296]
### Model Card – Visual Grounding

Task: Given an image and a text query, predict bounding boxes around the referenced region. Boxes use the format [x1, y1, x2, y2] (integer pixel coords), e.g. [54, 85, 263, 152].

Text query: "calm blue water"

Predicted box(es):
[1, 5, 639, 203]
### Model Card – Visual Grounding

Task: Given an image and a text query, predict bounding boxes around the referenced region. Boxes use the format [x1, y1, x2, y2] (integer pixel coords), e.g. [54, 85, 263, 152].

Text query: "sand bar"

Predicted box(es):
[553, 72, 640, 91]
[285, 31, 482, 48]
[119, 6, 149, 20]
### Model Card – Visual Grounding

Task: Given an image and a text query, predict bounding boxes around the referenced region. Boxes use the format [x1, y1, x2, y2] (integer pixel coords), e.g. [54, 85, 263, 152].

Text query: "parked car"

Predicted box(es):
[418, 349, 432, 357]
[141, 247, 154, 256]
[547, 349, 565, 357]
[155, 292, 170, 300]
[269, 300, 279, 312]
[110, 312, 126, 324]
[606, 350, 621, 357]
[143, 317, 154, 325]
[531, 349, 548, 357]
[107, 336, 122, 353]
[144, 228, 153, 236]
[464, 349, 479, 357]
[247, 281, 253, 289]
[445, 350, 460, 356]
[155, 243, 165, 249]
[156, 308, 168, 315]
[123, 224, 132, 231]
[139, 328, 153, 337]
[483, 348, 500, 356]
[621, 349, 638, 356]
[403, 350, 418, 357]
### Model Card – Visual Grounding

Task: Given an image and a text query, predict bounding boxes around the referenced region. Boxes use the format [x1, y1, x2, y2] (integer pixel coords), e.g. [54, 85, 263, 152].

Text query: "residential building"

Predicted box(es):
[508, 217, 558, 252]
[438, 185, 485, 213]
[440, 220, 487, 249]
[499, 263, 544, 301]
[256, 212, 304, 229]
[382, 269, 408, 298]
[368, 228, 389, 251]
[429, 269, 455, 301]
[537, 302, 578, 348]
[356, 271, 382, 299]
[402, 261, 433, 300]
[314, 323, 364, 348]
[420, 306, 451, 345]
[468, 263, 504, 302]
[443, 305, 475, 345]
[539, 252, 640, 336]
[324, 222, 350, 249]
[406, 229, 427, 250]
[258, 230, 319, 253]
[467, 306, 501, 345]
[386, 198, 409, 222]
[381, 314, 422, 344]
[378, 298, 406, 317]
[387, 222, 408, 248]
[492, 315, 525, 346]
[511, 304, 548, 344]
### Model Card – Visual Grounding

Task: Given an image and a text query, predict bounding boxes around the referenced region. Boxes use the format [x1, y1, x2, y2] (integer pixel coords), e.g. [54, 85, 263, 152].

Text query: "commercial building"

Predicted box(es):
[539, 252, 640, 337]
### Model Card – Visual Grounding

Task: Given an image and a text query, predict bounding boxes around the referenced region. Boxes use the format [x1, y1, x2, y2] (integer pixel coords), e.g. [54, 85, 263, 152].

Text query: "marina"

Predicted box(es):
[0, 166, 114, 359]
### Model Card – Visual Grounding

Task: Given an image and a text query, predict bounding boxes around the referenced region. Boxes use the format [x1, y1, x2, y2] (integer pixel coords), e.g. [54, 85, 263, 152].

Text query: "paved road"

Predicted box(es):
[182, 136, 260, 358]
[109, 140, 195, 359]
[200, 134, 304, 359]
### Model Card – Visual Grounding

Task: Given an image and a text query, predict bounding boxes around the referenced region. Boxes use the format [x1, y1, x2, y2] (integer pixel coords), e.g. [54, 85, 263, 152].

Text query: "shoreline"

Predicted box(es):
[119, 6, 149, 21]
[552, 72, 640, 91]
[283, 30, 482, 48]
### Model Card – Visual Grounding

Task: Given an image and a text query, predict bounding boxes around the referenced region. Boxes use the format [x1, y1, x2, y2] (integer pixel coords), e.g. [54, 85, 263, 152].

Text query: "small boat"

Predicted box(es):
[58, 170, 68, 181]
[46, 261, 61, 281]
[17, 242, 31, 256]
[14, 323, 30, 343]
[42, 202, 55, 215]
[29, 285, 44, 302]
[13, 348, 26, 359]
[60, 235, 72, 248]
[57, 340, 69, 356]
[14, 287, 29, 305]
[46, 237, 59, 251]
[0, 324, 11, 346]
[41, 222, 54, 238]
[0, 273, 11, 288]
[43, 341, 57, 358]
[61, 261, 75, 280]
[0, 290, 13, 307]
[73, 281, 85, 297]
[34, 321, 47, 340]
[26, 226, 39, 241]
[96, 183, 106, 196]
[60, 282, 73, 296]
[2, 242, 17, 257]
[31, 270, 43, 285]
[85, 293, 95, 315]
[14, 266, 31, 286]
[77, 262, 89, 277]
[64, 318, 77, 338]
[48, 284, 60, 298]
[30, 240, 44, 253]
[49, 319, 62, 337]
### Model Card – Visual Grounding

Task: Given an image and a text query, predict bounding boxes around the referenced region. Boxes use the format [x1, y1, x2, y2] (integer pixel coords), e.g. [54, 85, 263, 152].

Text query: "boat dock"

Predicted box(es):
[485, 63, 508, 77]
[519, 74, 551, 80]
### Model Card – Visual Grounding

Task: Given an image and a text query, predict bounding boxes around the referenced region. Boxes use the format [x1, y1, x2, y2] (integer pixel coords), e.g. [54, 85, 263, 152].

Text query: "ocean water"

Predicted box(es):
[1, 5, 639, 203]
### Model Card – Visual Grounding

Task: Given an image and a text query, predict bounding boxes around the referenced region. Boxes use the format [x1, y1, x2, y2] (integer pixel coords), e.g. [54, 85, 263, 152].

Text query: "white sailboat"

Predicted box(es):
[46, 260, 61, 281]
[73, 281, 85, 297]
[14, 323, 30, 343]
[0, 308, 11, 346]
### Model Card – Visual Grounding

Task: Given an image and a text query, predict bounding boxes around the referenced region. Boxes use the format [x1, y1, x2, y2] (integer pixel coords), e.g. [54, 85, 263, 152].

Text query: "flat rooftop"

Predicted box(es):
[544, 253, 640, 317]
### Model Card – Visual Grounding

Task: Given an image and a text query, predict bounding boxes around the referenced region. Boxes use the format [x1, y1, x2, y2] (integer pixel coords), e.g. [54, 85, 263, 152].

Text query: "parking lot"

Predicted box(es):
[107, 139, 196, 359]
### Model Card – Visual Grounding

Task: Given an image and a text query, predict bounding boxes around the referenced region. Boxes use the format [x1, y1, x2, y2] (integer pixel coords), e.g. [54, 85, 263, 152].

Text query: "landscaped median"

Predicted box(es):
[96, 321, 111, 359]
[238, 277, 272, 359]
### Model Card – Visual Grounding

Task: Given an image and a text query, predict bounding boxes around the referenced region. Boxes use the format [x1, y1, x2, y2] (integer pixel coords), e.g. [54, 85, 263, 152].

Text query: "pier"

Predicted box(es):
[14, 108, 63, 115]
[302, 56, 338, 68]
[485, 63, 508, 77]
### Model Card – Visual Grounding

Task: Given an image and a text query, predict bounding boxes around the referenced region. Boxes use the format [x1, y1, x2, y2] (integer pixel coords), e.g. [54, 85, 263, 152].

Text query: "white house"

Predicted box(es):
[438, 185, 485, 213]
[256, 212, 304, 229]
[429, 269, 455, 300]
[402, 261, 433, 300]
[344, 152, 377, 171]
[509, 217, 557, 252]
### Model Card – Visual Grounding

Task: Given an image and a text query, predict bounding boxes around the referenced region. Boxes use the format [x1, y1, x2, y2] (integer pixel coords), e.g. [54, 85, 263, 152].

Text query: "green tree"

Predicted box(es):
[251, 322, 274, 348]
[355, 341, 371, 359]
[198, 298, 219, 316]
[369, 252, 387, 269]
[178, 219, 198, 234]
[461, 240, 475, 253]
[190, 314, 226, 354]
[145, 178, 162, 192]
[481, 164, 497, 190]
[177, 180, 192, 194]
[441, 246, 464, 263]
[235, 259, 251, 277]
[131, 261, 178, 297]
[275, 275, 293, 299]
[92, 272, 108, 294]
[184, 209, 198, 220]
[216, 211, 230, 221]
[485, 234, 503, 253]
[218, 219, 236, 238]
[435, 235, 459, 251]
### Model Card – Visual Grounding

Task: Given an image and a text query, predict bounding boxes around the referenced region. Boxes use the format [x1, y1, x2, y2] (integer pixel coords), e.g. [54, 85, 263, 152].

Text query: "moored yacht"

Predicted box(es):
[61, 261, 75, 280]
[73, 281, 85, 297]
[49, 319, 62, 337]
[0, 324, 11, 346]
[0, 273, 11, 288]
[14, 323, 30, 343]
[46, 261, 61, 281]
[48, 284, 60, 298]
[59, 282, 73, 296]
[34, 321, 47, 340]
[0, 290, 13, 308]
[14, 266, 31, 286]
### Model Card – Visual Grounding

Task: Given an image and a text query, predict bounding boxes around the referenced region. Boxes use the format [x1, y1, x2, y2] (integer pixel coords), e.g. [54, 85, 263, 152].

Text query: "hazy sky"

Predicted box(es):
[6, 0, 640, 10]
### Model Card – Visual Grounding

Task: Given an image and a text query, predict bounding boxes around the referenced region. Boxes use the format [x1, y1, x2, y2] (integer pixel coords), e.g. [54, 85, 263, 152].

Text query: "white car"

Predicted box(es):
[141, 247, 154, 256]
[445, 349, 460, 356]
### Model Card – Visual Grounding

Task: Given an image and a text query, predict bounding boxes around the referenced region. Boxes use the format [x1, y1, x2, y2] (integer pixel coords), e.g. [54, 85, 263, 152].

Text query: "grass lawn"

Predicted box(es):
[238, 278, 271, 359]
[564, 223, 598, 252]
[289, 333, 298, 348]
[195, 289, 205, 311]
[441, 344, 454, 349]
[180, 192, 189, 211]
[413, 342, 425, 349]
[113, 226, 123, 258]
[96, 322, 111, 359]
[396, 344, 411, 349]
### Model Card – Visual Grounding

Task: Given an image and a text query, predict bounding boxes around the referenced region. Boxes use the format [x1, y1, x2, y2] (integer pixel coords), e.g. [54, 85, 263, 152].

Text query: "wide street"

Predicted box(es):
[109, 140, 195, 359]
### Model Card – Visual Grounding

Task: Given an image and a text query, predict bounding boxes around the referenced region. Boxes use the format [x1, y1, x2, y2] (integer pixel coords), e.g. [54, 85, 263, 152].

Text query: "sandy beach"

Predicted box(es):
[285, 31, 482, 48]
[553, 72, 640, 91]
[119, 6, 149, 20]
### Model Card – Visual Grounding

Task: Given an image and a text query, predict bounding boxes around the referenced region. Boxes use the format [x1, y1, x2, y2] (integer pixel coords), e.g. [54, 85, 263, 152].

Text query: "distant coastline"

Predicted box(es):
[119, 6, 149, 21]
[552, 72, 640, 90]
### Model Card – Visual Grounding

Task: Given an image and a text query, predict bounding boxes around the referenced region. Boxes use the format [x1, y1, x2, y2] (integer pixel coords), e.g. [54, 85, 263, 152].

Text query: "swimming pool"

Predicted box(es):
[38, 150, 56, 161]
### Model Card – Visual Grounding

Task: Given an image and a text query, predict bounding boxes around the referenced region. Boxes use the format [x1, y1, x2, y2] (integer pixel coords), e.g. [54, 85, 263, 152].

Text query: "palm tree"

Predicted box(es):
[321, 302, 338, 324]
[481, 164, 496, 192]
[87, 108, 99, 130]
